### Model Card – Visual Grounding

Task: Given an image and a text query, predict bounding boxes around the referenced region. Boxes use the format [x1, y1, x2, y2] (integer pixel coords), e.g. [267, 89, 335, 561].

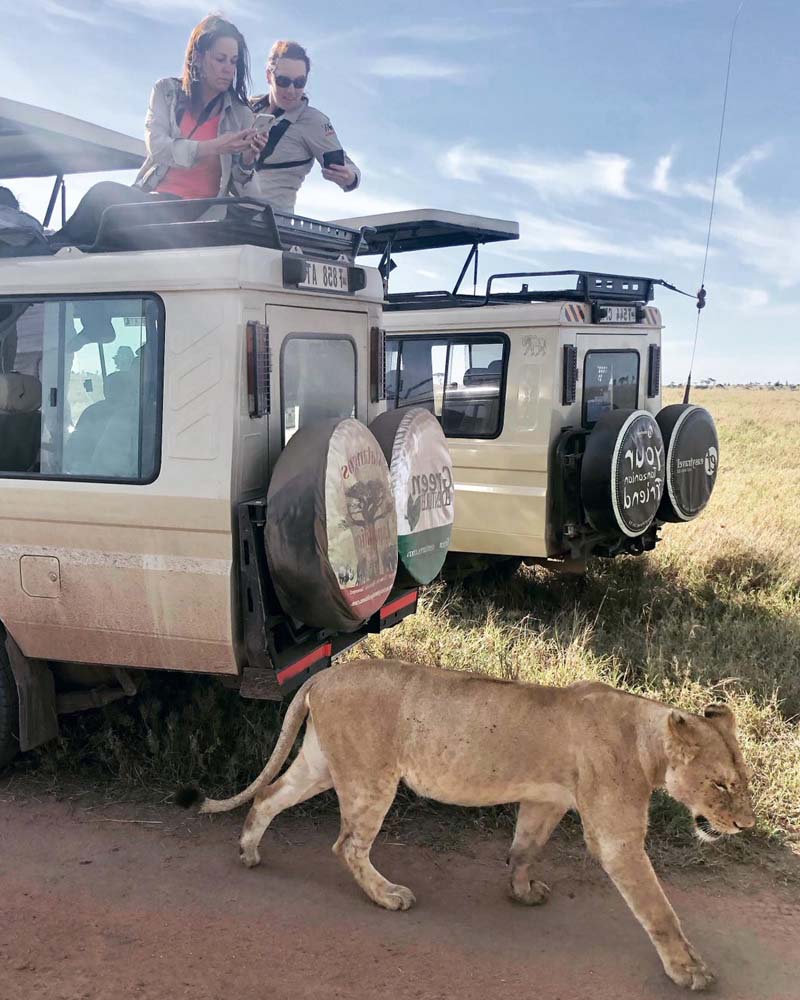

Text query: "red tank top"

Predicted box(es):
[156, 110, 223, 199]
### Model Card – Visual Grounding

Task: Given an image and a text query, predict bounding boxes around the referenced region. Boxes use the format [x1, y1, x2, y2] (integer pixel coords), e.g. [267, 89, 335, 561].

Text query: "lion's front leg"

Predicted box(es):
[507, 800, 565, 906]
[587, 833, 714, 991]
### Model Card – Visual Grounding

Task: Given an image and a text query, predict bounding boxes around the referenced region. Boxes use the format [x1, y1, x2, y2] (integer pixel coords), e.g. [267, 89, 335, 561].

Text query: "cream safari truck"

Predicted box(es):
[0, 101, 454, 767]
[337, 210, 719, 577]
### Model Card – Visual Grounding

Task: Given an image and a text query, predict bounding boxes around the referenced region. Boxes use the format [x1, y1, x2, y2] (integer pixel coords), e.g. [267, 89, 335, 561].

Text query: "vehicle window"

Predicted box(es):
[0, 295, 162, 481]
[282, 336, 356, 444]
[386, 335, 506, 438]
[583, 350, 639, 427]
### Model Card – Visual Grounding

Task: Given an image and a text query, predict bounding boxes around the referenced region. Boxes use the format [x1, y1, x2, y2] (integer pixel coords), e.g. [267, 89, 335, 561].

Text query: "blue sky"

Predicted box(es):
[2, 0, 798, 383]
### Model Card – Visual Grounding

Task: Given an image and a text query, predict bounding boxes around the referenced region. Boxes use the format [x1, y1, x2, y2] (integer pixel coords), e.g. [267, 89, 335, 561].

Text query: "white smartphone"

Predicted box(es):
[253, 113, 275, 134]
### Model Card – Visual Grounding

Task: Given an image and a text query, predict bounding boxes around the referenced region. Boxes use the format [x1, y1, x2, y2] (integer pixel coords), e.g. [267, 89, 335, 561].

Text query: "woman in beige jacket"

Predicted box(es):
[54, 15, 266, 246]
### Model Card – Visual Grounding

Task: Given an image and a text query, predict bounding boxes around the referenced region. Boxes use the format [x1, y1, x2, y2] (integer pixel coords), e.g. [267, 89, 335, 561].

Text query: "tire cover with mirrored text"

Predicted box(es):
[265, 418, 398, 632]
[369, 407, 454, 585]
[581, 409, 665, 537]
[655, 404, 719, 522]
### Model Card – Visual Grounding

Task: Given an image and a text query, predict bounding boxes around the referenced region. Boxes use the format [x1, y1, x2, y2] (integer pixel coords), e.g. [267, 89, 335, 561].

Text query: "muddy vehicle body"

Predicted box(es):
[338, 211, 719, 574]
[0, 106, 452, 765]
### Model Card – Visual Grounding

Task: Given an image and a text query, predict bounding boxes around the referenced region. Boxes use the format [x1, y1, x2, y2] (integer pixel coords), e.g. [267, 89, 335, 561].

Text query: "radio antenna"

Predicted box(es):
[683, 0, 746, 404]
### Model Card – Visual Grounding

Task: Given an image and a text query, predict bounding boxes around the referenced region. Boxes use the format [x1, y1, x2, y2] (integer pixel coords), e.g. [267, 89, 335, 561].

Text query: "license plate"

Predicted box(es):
[298, 260, 350, 293]
[600, 305, 637, 324]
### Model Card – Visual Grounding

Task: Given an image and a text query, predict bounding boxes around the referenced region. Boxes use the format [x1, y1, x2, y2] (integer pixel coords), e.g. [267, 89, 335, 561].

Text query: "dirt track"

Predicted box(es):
[1, 783, 799, 1000]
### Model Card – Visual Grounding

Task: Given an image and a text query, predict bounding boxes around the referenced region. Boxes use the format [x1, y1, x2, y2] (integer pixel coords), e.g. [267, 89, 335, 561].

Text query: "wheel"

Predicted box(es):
[0, 640, 20, 769]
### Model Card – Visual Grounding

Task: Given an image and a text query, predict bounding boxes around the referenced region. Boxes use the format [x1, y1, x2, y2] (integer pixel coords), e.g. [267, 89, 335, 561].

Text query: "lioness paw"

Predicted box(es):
[239, 848, 261, 869]
[665, 953, 715, 992]
[381, 884, 416, 911]
[510, 879, 551, 906]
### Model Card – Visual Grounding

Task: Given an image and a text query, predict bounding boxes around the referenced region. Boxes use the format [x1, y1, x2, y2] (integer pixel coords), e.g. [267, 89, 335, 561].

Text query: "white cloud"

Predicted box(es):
[439, 144, 634, 201]
[366, 57, 465, 80]
[652, 152, 673, 194]
[514, 212, 640, 257]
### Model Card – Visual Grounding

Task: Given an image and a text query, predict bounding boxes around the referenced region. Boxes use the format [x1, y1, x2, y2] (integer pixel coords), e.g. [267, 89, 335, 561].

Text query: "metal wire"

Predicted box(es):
[684, 0, 746, 403]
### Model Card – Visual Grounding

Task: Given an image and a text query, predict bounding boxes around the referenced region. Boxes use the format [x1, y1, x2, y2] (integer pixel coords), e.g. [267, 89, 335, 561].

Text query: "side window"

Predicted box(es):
[583, 350, 640, 427]
[0, 295, 163, 481]
[282, 336, 356, 444]
[386, 335, 506, 438]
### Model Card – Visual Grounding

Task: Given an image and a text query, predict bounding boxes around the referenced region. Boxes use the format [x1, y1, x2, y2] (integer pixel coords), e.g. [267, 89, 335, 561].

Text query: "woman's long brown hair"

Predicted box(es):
[181, 14, 251, 110]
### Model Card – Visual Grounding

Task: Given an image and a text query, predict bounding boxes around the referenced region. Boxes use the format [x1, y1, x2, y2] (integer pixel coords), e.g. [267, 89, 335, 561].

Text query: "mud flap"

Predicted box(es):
[4, 634, 58, 751]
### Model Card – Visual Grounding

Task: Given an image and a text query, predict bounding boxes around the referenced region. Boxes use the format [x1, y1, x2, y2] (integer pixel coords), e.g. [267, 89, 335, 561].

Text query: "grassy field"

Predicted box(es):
[24, 388, 800, 863]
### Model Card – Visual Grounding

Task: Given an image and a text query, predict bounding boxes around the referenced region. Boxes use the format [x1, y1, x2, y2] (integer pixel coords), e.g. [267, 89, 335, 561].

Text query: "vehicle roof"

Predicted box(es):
[0, 97, 145, 178]
[383, 299, 663, 329]
[0, 243, 384, 300]
[332, 209, 519, 253]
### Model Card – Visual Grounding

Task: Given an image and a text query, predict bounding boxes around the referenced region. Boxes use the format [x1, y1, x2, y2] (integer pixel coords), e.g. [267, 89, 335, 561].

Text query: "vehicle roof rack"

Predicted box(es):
[385, 270, 656, 311]
[78, 197, 366, 261]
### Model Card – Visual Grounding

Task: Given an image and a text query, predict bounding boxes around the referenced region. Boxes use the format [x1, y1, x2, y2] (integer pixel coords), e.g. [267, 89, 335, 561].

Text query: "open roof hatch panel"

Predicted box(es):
[332, 209, 519, 255]
[0, 97, 145, 178]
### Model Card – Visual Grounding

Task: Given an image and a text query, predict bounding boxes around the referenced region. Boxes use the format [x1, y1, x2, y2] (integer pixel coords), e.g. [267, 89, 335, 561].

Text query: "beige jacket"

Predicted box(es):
[243, 95, 360, 215]
[134, 77, 255, 196]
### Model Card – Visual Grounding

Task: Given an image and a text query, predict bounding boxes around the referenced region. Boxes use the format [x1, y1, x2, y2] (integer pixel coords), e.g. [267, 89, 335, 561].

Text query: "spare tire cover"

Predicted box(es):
[656, 404, 719, 522]
[581, 409, 665, 537]
[265, 418, 398, 632]
[369, 407, 454, 585]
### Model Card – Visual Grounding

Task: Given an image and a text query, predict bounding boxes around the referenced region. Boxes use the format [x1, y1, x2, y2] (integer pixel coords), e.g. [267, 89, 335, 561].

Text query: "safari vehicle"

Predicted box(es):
[337, 210, 720, 575]
[0, 103, 453, 767]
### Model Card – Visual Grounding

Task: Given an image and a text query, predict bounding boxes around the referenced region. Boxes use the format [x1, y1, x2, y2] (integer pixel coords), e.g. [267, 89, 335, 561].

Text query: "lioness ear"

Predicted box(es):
[703, 703, 736, 735]
[666, 711, 700, 763]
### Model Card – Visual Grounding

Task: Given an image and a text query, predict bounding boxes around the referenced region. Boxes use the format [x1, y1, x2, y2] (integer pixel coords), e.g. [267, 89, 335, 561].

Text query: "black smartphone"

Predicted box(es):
[323, 149, 345, 168]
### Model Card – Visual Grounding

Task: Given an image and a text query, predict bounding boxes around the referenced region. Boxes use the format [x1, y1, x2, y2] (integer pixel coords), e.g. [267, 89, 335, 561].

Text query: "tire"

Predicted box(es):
[655, 404, 719, 522]
[0, 640, 20, 769]
[265, 418, 397, 631]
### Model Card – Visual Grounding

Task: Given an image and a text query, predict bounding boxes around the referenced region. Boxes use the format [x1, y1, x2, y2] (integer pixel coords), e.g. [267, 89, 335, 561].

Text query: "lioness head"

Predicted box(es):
[663, 703, 755, 841]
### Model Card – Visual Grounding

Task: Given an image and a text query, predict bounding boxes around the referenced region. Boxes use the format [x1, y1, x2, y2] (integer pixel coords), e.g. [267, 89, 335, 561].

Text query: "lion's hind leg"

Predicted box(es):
[239, 720, 332, 868]
[508, 800, 565, 905]
[332, 779, 415, 911]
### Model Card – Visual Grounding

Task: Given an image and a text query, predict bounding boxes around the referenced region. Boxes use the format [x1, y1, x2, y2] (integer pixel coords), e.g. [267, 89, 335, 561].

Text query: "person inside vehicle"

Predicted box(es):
[0, 186, 47, 254]
[52, 14, 267, 247]
[245, 40, 360, 214]
[113, 346, 135, 373]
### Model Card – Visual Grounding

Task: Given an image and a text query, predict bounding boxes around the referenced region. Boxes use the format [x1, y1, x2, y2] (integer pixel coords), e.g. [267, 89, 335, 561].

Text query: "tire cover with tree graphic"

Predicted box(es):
[581, 409, 665, 537]
[369, 407, 454, 585]
[655, 404, 719, 522]
[265, 418, 397, 632]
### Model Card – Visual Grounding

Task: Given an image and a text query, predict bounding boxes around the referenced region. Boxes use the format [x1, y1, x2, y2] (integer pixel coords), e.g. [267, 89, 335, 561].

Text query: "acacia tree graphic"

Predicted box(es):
[344, 479, 392, 581]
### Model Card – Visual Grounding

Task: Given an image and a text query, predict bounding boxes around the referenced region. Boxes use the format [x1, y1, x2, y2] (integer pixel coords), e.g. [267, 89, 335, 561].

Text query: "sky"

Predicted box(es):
[1, 0, 798, 383]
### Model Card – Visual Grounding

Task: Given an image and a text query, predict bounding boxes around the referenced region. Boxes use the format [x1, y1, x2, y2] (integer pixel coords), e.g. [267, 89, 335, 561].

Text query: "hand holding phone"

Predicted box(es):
[253, 113, 276, 134]
[322, 149, 345, 168]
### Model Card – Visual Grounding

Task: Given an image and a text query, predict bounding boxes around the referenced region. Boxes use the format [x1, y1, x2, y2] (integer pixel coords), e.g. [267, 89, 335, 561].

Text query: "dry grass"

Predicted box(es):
[22, 389, 800, 864]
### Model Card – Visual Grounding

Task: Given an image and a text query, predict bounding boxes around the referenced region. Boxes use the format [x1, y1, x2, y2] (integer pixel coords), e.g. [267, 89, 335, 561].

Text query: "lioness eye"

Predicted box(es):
[713, 782, 729, 793]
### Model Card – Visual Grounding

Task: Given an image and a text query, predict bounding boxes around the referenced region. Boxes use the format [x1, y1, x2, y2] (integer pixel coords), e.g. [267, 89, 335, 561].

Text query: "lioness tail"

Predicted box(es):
[175, 674, 317, 815]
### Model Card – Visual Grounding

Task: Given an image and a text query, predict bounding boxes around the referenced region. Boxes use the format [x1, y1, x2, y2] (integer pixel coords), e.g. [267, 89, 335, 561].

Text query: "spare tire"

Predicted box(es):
[370, 407, 454, 585]
[581, 409, 665, 537]
[656, 404, 719, 522]
[265, 418, 398, 632]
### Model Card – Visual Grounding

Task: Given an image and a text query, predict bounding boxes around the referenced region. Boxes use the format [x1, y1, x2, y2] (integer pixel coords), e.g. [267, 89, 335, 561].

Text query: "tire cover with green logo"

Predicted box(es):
[655, 404, 719, 522]
[265, 418, 397, 632]
[581, 409, 665, 537]
[369, 407, 454, 585]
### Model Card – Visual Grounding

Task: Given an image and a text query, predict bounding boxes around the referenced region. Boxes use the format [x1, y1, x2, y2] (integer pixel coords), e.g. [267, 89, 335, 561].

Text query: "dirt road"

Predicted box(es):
[1, 783, 798, 1000]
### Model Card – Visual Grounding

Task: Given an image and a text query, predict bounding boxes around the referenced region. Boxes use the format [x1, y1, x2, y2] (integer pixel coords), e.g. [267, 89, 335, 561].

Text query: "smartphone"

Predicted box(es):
[323, 148, 345, 168]
[253, 113, 275, 134]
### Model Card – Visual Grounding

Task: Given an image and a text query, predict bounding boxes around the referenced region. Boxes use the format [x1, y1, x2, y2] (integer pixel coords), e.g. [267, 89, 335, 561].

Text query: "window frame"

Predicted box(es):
[279, 332, 358, 448]
[581, 347, 641, 429]
[386, 332, 510, 440]
[0, 291, 166, 485]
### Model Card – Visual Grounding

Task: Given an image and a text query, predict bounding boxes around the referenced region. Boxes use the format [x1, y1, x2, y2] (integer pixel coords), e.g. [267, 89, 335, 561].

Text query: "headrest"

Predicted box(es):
[0, 373, 42, 413]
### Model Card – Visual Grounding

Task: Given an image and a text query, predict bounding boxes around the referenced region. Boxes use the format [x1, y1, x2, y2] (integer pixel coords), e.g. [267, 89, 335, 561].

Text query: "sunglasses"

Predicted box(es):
[274, 74, 307, 89]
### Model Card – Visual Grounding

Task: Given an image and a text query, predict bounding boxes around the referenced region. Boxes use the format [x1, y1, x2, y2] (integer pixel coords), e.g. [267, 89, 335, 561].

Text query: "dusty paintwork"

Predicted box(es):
[384, 305, 663, 558]
[0, 245, 386, 675]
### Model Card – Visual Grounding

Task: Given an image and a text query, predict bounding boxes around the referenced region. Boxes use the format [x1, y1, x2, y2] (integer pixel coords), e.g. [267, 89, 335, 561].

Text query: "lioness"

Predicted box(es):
[177, 659, 754, 990]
